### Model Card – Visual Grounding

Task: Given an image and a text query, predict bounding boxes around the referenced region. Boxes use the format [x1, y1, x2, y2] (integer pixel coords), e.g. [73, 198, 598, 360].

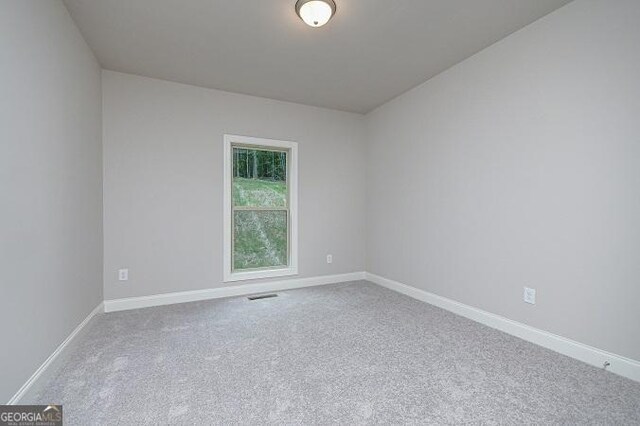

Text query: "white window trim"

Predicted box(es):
[223, 134, 298, 282]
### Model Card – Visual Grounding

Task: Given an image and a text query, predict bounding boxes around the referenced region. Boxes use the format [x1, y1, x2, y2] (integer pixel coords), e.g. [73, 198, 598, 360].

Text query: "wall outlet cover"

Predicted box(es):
[118, 269, 129, 281]
[524, 287, 536, 304]
[326, 254, 333, 264]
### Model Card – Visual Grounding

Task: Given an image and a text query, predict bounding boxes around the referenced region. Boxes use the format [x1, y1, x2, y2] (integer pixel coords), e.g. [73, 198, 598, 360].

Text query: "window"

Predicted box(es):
[223, 135, 298, 282]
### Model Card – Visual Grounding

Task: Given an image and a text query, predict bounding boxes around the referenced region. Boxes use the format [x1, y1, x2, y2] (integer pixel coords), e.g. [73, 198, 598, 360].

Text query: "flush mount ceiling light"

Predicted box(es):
[295, 0, 337, 28]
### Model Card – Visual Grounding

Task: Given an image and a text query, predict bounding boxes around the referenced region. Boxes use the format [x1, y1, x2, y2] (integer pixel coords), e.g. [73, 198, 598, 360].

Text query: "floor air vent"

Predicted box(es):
[247, 294, 278, 301]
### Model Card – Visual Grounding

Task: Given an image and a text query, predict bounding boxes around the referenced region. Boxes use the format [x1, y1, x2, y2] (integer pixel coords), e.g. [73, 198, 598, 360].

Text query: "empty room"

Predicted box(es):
[2, 0, 640, 423]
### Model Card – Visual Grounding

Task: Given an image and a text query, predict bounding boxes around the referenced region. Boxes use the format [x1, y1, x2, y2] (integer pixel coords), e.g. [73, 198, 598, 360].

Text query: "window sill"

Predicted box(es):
[223, 267, 298, 283]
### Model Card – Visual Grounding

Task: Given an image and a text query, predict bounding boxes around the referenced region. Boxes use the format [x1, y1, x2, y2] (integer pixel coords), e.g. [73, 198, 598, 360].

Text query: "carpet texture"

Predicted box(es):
[27, 281, 640, 424]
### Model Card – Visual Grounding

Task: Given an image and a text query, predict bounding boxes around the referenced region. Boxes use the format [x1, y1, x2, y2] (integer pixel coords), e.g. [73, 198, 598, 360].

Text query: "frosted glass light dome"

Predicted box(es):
[295, 0, 337, 28]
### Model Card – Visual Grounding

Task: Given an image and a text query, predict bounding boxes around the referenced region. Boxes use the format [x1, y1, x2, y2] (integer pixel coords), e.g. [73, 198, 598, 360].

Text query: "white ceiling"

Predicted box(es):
[64, 0, 572, 113]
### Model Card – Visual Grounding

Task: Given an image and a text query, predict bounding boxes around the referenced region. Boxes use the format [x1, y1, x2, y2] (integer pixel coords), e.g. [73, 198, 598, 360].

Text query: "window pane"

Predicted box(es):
[233, 210, 287, 270]
[232, 148, 287, 208]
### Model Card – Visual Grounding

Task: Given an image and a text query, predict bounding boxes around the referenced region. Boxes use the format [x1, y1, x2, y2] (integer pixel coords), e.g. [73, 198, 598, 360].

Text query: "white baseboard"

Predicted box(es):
[104, 272, 366, 313]
[13, 271, 636, 406]
[365, 272, 640, 383]
[7, 302, 104, 404]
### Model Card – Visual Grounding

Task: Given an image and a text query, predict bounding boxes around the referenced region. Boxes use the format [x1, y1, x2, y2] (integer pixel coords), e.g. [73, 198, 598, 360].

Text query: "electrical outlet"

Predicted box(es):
[118, 269, 129, 281]
[326, 254, 333, 264]
[523, 287, 536, 304]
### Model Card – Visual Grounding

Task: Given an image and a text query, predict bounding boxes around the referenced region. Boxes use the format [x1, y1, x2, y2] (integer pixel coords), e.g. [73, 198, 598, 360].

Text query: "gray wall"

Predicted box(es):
[366, 0, 640, 361]
[0, 1, 103, 402]
[103, 71, 366, 300]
